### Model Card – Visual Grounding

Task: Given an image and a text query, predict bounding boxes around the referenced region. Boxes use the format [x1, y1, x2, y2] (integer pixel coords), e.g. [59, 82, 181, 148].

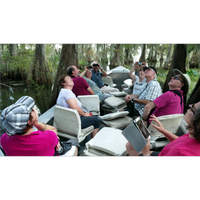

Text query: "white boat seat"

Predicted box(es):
[148, 114, 184, 150]
[102, 96, 127, 113]
[109, 91, 127, 97]
[53, 105, 94, 143]
[102, 76, 117, 87]
[83, 127, 128, 156]
[78, 95, 100, 116]
[99, 111, 132, 129]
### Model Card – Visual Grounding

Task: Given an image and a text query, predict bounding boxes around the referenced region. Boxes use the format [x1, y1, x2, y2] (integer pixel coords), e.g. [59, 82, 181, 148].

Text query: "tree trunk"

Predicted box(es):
[163, 44, 173, 69]
[51, 44, 78, 106]
[26, 44, 52, 85]
[159, 45, 164, 68]
[189, 49, 200, 68]
[139, 44, 146, 62]
[110, 44, 121, 69]
[9, 44, 17, 57]
[163, 44, 187, 102]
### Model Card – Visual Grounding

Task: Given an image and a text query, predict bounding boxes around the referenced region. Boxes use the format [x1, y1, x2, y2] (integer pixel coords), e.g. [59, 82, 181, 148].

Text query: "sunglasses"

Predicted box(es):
[188, 104, 195, 115]
[174, 76, 184, 83]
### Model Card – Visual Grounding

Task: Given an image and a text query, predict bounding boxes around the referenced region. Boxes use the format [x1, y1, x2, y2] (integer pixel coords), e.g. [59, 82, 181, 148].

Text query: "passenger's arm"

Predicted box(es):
[67, 98, 90, 116]
[129, 65, 137, 81]
[133, 98, 151, 105]
[99, 65, 108, 77]
[142, 101, 156, 120]
[31, 109, 57, 134]
[149, 114, 179, 142]
[80, 66, 87, 77]
[124, 94, 138, 103]
[87, 87, 95, 95]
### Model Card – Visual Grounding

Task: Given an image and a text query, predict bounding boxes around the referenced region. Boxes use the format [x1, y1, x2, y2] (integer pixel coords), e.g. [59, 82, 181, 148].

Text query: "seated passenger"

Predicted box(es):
[124, 66, 162, 117]
[80, 66, 113, 102]
[91, 62, 119, 93]
[142, 69, 191, 125]
[126, 105, 200, 156]
[56, 75, 100, 138]
[129, 62, 147, 95]
[0, 96, 79, 156]
[67, 65, 94, 97]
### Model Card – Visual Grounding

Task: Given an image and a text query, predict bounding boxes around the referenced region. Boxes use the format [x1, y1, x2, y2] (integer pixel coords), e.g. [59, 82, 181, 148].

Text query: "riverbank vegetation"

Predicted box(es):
[0, 44, 200, 111]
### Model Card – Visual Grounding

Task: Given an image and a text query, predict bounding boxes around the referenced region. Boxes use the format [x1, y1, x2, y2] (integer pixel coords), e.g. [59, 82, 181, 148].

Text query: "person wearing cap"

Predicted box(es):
[91, 62, 119, 93]
[142, 69, 191, 125]
[124, 66, 162, 117]
[67, 65, 95, 97]
[0, 96, 79, 156]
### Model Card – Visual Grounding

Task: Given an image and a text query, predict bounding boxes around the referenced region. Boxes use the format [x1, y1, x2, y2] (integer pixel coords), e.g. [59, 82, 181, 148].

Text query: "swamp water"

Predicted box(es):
[0, 83, 52, 134]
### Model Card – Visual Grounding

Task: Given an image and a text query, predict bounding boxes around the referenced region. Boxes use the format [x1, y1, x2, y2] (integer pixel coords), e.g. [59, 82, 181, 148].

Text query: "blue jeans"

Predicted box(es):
[124, 108, 140, 117]
[80, 116, 100, 129]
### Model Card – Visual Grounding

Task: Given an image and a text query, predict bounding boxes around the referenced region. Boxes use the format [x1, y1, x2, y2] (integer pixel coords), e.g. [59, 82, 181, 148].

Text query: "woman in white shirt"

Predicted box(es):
[129, 62, 147, 94]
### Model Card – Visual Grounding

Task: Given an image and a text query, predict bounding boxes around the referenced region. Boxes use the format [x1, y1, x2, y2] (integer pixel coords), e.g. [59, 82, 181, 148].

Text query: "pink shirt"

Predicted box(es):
[72, 77, 90, 96]
[158, 133, 200, 156]
[0, 130, 58, 156]
[150, 90, 184, 122]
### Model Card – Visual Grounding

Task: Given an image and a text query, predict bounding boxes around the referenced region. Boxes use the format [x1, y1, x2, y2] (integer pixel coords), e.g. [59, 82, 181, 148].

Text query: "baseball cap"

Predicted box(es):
[173, 69, 191, 95]
[143, 66, 157, 74]
[1, 96, 35, 136]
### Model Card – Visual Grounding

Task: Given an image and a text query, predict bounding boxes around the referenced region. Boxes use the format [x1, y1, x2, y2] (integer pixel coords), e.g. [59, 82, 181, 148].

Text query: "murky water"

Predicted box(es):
[0, 83, 52, 134]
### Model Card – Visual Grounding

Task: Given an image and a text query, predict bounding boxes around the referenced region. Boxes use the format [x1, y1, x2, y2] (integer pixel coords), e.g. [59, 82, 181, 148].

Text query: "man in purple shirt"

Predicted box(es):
[142, 69, 191, 125]
[67, 65, 94, 97]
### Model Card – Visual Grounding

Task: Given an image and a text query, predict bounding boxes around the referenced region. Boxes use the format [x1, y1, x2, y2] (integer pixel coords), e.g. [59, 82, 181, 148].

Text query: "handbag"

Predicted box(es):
[127, 99, 135, 112]
[54, 139, 81, 156]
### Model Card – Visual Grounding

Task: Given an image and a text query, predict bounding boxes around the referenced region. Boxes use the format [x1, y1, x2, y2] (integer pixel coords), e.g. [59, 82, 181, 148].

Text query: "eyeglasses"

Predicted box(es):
[188, 104, 195, 115]
[174, 76, 184, 83]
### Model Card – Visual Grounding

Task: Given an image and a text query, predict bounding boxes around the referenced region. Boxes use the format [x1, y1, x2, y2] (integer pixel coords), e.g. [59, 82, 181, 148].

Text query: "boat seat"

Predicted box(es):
[77, 95, 100, 116]
[83, 127, 128, 156]
[102, 76, 117, 88]
[53, 105, 94, 143]
[148, 113, 184, 150]
[99, 111, 132, 129]
[102, 96, 127, 113]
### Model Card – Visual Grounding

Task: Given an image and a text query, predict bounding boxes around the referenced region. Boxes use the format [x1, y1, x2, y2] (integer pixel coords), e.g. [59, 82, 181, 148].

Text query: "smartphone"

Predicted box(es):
[134, 117, 150, 139]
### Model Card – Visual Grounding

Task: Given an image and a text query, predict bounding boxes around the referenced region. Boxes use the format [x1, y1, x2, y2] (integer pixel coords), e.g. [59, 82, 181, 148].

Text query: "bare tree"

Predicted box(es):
[139, 44, 146, 62]
[51, 44, 78, 106]
[26, 44, 52, 85]
[163, 44, 187, 104]
[110, 44, 121, 69]
[163, 44, 173, 69]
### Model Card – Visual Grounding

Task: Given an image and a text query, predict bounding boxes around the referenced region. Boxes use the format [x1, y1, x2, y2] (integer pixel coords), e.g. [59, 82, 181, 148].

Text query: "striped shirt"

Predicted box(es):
[134, 79, 162, 116]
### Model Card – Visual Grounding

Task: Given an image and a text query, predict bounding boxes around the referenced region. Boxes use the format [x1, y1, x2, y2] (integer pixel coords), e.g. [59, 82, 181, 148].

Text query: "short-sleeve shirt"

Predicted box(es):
[57, 88, 82, 108]
[83, 77, 104, 100]
[71, 77, 90, 96]
[0, 130, 58, 156]
[132, 76, 147, 95]
[135, 79, 162, 116]
[91, 70, 104, 88]
[150, 90, 184, 122]
[158, 133, 200, 156]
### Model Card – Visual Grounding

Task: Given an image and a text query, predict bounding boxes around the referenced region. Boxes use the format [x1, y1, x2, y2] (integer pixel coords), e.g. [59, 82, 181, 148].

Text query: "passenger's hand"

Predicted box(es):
[142, 62, 146, 66]
[84, 112, 90, 117]
[30, 108, 39, 125]
[56, 141, 61, 151]
[149, 114, 165, 133]
[125, 95, 132, 103]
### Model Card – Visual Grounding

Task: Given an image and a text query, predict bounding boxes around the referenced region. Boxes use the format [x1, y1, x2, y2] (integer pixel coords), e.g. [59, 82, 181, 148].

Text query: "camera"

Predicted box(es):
[93, 64, 99, 67]
[138, 62, 143, 66]
[87, 66, 92, 69]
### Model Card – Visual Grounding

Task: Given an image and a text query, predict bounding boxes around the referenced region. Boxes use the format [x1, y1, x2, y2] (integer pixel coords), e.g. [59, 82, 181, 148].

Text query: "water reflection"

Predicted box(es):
[0, 83, 52, 134]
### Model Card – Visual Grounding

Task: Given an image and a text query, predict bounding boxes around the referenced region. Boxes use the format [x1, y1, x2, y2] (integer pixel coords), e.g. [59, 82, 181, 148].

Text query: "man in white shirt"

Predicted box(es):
[124, 66, 162, 117]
